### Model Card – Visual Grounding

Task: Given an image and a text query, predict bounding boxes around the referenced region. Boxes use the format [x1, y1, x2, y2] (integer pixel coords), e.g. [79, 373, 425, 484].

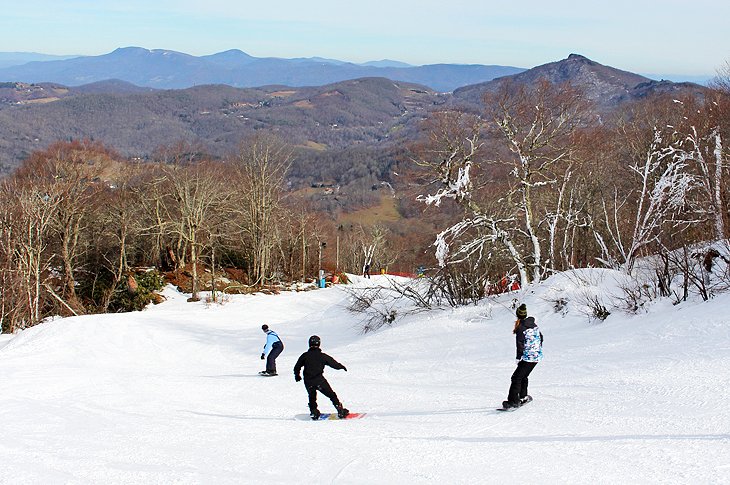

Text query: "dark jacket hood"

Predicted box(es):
[520, 316, 537, 329]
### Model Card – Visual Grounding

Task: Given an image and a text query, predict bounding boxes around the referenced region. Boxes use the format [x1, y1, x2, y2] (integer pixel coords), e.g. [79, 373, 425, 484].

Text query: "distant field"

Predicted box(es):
[21, 97, 61, 104]
[338, 193, 401, 226]
[303, 140, 327, 150]
[287, 187, 401, 227]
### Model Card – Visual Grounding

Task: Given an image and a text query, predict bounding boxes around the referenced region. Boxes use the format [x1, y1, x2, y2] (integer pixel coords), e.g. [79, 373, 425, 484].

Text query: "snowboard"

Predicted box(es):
[497, 395, 532, 412]
[258, 371, 278, 376]
[295, 412, 366, 421]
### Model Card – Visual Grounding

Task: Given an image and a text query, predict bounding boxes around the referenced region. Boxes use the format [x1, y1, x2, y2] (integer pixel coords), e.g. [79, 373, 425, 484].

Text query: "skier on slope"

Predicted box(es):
[503, 303, 543, 409]
[260, 324, 284, 376]
[294, 335, 349, 420]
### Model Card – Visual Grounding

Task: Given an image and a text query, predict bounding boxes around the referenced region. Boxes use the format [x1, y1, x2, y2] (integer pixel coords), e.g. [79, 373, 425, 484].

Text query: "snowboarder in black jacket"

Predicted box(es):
[294, 335, 349, 420]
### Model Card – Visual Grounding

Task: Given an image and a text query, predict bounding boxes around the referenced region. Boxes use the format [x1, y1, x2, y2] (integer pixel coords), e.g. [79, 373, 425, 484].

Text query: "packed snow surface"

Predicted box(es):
[1, 270, 729, 484]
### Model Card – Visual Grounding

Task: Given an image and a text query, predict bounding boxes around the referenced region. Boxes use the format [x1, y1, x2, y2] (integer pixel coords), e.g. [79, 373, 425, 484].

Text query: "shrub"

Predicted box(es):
[589, 297, 611, 321]
[108, 270, 164, 312]
[550, 297, 569, 315]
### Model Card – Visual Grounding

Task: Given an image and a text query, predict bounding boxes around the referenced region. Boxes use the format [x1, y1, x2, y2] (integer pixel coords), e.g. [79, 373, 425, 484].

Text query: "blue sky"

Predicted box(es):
[1, 0, 728, 76]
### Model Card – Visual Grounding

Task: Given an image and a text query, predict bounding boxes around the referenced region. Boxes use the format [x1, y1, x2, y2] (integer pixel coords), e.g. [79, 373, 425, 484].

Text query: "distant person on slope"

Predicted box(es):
[363, 263, 371, 279]
[260, 324, 284, 376]
[294, 335, 349, 420]
[503, 304, 543, 409]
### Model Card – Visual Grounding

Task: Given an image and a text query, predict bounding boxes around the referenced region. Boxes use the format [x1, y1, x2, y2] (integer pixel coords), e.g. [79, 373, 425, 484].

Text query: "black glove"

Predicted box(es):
[260, 353, 265, 360]
[295, 375, 302, 382]
[342, 366, 348, 372]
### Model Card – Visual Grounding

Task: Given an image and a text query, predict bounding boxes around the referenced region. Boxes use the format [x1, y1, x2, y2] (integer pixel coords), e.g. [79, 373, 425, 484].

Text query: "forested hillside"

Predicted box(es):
[0, 78, 441, 177]
[0, 55, 727, 333]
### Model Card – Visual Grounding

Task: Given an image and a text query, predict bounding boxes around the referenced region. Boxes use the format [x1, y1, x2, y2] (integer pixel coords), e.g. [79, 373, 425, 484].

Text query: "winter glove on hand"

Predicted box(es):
[295, 375, 302, 382]
[260, 353, 265, 360]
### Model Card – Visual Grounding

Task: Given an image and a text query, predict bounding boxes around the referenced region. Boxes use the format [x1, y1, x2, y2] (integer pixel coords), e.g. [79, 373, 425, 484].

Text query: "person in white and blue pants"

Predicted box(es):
[260, 325, 284, 375]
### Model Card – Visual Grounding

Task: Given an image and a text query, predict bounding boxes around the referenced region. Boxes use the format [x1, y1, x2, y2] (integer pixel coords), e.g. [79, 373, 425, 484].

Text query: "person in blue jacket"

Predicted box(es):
[260, 324, 284, 376]
[503, 303, 543, 408]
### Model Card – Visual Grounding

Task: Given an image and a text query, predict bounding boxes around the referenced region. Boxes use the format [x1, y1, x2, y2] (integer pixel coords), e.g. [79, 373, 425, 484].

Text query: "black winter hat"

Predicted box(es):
[309, 335, 321, 347]
[516, 304, 528, 319]
[262, 324, 269, 331]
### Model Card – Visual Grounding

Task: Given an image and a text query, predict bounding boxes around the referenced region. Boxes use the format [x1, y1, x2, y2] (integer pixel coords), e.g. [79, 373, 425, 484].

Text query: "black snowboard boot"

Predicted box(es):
[336, 404, 349, 419]
[310, 410, 321, 420]
[520, 395, 532, 405]
[502, 400, 520, 409]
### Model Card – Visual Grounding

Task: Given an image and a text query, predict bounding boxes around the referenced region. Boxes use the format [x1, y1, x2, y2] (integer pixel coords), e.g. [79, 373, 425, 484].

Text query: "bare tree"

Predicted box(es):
[342, 224, 399, 276]
[230, 135, 293, 286]
[416, 110, 483, 211]
[418, 81, 587, 287]
[14, 141, 115, 313]
[487, 80, 588, 283]
[680, 125, 726, 239]
[0, 179, 60, 330]
[595, 128, 697, 271]
[90, 164, 146, 310]
[709, 60, 730, 94]
[160, 161, 232, 300]
[134, 168, 179, 270]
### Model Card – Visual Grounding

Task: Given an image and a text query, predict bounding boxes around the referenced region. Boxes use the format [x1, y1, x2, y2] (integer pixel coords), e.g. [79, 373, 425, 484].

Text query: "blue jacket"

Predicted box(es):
[263, 330, 282, 354]
[516, 317, 543, 362]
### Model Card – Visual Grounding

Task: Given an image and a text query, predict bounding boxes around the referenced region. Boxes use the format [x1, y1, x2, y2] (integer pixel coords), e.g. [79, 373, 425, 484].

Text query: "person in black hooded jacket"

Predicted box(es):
[294, 335, 349, 419]
[503, 303, 543, 409]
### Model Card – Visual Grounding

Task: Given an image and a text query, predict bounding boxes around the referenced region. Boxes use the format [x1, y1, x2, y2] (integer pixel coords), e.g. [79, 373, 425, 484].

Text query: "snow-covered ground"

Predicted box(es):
[1, 271, 729, 484]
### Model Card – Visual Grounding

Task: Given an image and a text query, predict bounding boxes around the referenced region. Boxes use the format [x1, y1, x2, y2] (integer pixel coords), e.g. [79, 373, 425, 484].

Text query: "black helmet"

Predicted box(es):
[308, 335, 321, 347]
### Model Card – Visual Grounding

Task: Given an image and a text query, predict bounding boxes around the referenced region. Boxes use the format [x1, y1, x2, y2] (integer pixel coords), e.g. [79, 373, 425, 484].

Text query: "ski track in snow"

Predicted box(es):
[1, 272, 729, 484]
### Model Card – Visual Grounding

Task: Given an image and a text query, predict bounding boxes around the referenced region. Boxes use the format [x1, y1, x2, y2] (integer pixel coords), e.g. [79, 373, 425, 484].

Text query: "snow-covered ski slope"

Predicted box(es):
[1, 270, 729, 484]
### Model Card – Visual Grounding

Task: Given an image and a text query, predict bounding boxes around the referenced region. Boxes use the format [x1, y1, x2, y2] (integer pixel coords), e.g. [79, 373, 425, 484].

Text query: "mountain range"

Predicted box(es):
[0, 54, 707, 190]
[0, 47, 524, 93]
[0, 52, 78, 69]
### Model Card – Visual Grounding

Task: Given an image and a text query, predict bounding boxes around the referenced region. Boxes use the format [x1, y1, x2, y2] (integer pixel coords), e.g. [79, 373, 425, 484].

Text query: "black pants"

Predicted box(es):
[304, 377, 340, 413]
[266, 341, 283, 373]
[507, 360, 538, 404]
